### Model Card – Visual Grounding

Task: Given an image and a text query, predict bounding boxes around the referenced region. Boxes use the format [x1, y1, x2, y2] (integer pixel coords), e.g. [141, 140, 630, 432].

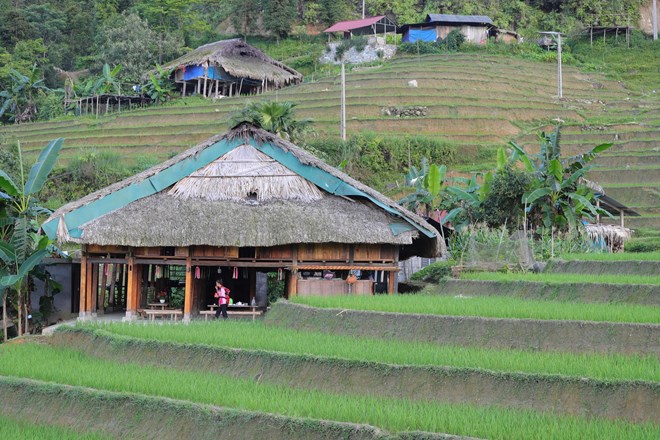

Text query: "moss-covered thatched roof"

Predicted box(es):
[44, 124, 442, 257]
[160, 39, 302, 86]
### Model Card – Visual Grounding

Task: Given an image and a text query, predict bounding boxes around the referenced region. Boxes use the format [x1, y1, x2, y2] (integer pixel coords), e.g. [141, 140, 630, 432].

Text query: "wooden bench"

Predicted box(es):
[202, 305, 265, 321]
[143, 309, 183, 322]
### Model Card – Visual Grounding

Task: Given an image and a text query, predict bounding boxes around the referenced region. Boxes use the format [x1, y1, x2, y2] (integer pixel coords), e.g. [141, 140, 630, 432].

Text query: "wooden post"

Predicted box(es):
[125, 256, 138, 320]
[108, 264, 116, 309]
[229, 83, 233, 97]
[79, 254, 88, 319]
[99, 263, 107, 315]
[197, 78, 201, 94]
[90, 263, 99, 316]
[184, 257, 193, 322]
[387, 270, 396, 295]
[620, 209, 625, 228]
[287, 246, 298, 297]
[596, 199, 601, 223]
[203, 76, 208, 97]
[182, 81, 187, 97]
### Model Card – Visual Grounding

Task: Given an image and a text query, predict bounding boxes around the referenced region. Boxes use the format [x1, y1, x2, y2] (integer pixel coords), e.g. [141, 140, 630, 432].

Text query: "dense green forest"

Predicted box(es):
[0, 0, 647, 87]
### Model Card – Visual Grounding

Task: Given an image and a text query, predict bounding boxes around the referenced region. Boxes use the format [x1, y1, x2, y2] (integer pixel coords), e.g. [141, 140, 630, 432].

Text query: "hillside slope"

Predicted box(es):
[1, 53, 658, 228]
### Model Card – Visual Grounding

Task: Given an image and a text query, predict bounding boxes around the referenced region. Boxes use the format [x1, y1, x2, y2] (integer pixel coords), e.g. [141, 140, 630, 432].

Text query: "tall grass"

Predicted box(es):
[291, 295, 660, 324]
[559, 252, 660, 261]
[461, 272, 660, 285]
[0, 415, 110, 440]
[81, 323, 660, 382]
[1, 343, 657, 440]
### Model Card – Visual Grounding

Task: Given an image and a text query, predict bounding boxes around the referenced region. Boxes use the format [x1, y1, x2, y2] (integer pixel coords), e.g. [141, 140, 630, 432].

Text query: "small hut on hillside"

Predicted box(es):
[42, 124, 442, 322]
[158, 39, 303, 98]
[399, 14, 495, 44]
[324, 16, 397, 40]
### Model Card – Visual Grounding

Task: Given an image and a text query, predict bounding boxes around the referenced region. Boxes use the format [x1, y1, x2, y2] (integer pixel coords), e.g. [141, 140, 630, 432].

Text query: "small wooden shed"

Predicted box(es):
[400, 14, 495, 44]
[42, 124, 443, 321]
[158, 39, 303, 98]
[324, 16, 397, 40]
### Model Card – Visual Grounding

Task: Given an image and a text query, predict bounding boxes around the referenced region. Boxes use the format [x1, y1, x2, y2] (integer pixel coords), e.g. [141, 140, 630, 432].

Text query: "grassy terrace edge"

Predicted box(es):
[0, 376, 446, 440]
[65, 325, 660, 383]
[267, 301, 660, 355]
[1, 343, 657, 440]
[289, 294, 660, 324]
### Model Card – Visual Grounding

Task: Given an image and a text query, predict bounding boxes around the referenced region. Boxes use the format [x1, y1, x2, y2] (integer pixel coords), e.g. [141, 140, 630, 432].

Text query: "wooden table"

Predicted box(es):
[147, 302, 169, 310]
[143, 309, 182, 321]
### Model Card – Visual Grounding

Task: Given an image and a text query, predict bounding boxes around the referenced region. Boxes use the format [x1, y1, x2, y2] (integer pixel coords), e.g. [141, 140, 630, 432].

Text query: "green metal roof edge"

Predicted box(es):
[42, 137, 242, 240]
[250, 139, 436, 239]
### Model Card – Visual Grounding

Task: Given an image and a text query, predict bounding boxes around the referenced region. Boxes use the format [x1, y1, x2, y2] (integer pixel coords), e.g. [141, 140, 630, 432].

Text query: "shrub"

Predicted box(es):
[410, 261, 454, 283]
[626, 238, 660, 253]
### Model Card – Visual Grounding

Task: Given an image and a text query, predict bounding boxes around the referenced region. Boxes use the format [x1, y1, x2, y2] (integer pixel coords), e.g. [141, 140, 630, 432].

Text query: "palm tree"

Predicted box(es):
[231, 101, 312, 142]
[0, 139, 63, 339]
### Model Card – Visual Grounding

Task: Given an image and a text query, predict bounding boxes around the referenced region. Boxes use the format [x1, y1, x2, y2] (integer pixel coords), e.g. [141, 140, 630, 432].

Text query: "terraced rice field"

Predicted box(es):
[1, 257, 658, 439]
[1, 53, 657, 227]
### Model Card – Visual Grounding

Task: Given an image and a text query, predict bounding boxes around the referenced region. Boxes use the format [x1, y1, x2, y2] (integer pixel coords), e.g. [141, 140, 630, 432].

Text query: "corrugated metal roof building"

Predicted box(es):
[399, 14, 495, 44]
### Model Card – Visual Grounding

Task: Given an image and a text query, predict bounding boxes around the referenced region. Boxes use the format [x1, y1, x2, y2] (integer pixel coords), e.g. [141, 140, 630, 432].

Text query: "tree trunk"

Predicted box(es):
[17, 287, 22, 336]
[2, 291, 8, 342]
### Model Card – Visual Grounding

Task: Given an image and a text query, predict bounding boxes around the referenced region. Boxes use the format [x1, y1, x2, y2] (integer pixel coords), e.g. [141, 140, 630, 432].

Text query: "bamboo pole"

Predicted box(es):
[99, 263, 107, 315]
[79, 254, 88, 318]
[2, 291, 7, 342]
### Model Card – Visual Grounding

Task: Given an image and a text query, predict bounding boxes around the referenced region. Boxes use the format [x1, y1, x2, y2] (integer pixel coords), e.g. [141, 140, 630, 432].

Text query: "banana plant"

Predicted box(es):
[0, 66, 49, 123]
[398, 159, 447, 216]
[0, 139, 63, 339]
[508, 126, 613, 231]
[142, 64, 175, 105]
[93, 63, 122, 95]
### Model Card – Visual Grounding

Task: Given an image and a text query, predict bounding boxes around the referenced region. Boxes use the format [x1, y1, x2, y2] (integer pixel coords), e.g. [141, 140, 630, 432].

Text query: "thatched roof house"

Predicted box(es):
[43, 124, 442, 321]
[159, 39, 303, 98]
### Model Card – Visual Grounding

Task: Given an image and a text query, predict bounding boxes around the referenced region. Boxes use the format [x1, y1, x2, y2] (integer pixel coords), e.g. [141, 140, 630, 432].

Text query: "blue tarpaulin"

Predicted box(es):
[183, 65, 205, 80]
[403, 28, 437, 43]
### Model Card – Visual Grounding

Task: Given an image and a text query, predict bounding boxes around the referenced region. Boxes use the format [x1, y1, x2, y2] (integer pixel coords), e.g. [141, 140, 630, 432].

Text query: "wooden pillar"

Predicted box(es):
[182, 81, 187, 97]
[79, 254, 89, 318]
[203, 76, 208, 97]
[287, 246, 298, 297]
[90, 263, 99, 316]
[387, 270, 396, 295]
[197, 78, 201, 94]
[620, 209, 625, 228]
[124, 256, 139, 320]
[184, 257, 193, 322]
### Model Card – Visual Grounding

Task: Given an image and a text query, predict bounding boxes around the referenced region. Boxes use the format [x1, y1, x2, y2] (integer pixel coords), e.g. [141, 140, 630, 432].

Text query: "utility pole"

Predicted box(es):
[540, 31, 563, 99]
[653, 0, 658, 40]
[362, 0, 365, 19]
[341, 62, 346, 141]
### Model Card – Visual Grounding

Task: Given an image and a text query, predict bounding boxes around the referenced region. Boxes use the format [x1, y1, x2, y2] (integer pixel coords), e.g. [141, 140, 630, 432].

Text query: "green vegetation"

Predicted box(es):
[461, 272, 660, 286]
[291, 295, 660, 324]
[0, 415, 109, 440]
[78, 324, 660, 383]
[1, 343, 656, 440]
[560, 252, 660, 261]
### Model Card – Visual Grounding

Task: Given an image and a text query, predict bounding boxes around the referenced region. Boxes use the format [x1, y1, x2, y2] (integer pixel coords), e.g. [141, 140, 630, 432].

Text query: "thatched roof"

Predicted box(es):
[44, 124, 443, 257]
[160, 39, 302, 86]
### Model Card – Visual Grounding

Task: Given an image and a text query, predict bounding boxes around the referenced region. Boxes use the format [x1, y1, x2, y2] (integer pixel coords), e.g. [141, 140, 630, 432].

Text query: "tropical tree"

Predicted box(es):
[142, 64, 175, 105]
[508, 126, 612, 231]
[93, 63, 122, 95]
[398, 159, 446, 216]
[231, 101, 312, 142]
[0, 138, 63, 340]
[0, 65, 50, 123]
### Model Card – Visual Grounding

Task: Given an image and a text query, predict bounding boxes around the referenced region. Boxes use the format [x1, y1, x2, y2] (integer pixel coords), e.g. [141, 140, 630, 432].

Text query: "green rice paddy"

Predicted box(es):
[559, 252, 660, 261]
[1, 343, 656, 440]
[460, 272, 660, 285]
[0, 414, 110, 440]
[291, 295, 660, 324]
[78, 323, 660, 382]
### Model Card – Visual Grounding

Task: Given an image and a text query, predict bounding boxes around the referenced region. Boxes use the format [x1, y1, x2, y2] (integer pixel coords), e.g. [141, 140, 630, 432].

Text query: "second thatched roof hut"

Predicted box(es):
[159, 39, 303, 98]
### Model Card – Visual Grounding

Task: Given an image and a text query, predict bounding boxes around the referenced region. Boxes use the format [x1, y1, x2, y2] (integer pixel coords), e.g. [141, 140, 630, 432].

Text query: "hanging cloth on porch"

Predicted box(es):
[195, 266, 201, 279]
[155, 265, 162, 278]
[232, 266, 238, 279]
[278, 268, 283, 281]
[103, 263, 109, 277]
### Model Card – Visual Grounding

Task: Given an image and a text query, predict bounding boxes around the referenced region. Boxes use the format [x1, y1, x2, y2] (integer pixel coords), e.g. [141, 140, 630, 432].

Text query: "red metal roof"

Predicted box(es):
[324, 16, 386, 33]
